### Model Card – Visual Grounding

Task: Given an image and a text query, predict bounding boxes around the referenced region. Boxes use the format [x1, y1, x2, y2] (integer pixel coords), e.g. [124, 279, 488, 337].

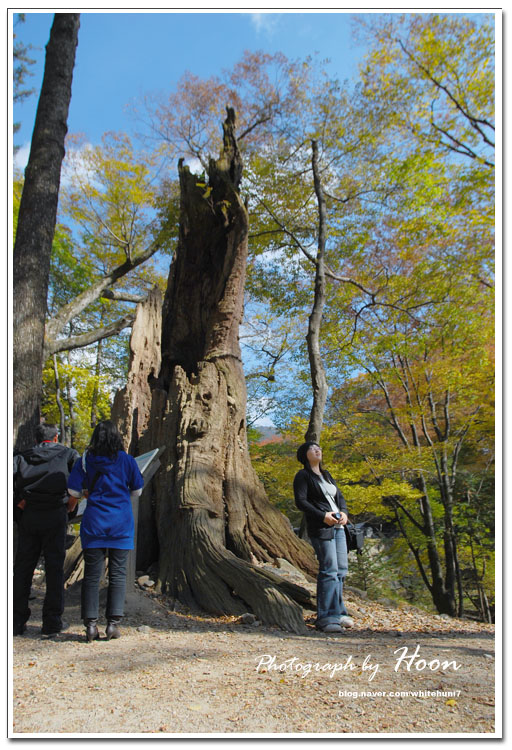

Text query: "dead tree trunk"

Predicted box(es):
[144, 109, 316, 632]
[111, 287, 162, 455]
[111, 287, 163, 570]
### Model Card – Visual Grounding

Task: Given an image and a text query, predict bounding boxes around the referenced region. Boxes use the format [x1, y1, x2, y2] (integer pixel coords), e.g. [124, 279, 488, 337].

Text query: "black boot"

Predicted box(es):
[106, 617, 122, 640]
[84, 618, 99, 642]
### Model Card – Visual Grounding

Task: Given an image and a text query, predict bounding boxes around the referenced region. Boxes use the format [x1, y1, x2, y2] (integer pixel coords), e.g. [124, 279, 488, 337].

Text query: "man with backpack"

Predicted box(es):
[13, 424, 79, 637]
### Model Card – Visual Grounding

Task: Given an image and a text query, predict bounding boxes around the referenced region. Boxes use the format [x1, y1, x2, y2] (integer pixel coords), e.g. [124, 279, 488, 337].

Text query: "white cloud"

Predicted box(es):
[61, 141, 96, 188]
[184, 156, 204, 175]
[13, 140, 96, 190]
[250, 13, 280, 35]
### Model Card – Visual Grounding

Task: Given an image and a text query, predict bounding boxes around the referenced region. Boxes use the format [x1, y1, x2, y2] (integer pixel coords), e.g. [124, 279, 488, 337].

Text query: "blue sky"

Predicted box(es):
[13, 10, 369, 164]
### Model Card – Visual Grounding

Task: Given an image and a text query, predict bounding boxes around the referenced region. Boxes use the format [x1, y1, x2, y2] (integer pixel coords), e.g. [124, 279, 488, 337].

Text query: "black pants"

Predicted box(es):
[13, 506, 68, 633]
[81, 548, 130, 622]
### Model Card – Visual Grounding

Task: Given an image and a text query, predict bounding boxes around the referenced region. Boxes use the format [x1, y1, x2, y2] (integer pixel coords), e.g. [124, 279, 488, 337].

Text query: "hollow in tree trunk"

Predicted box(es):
[143, 109, 316, 633]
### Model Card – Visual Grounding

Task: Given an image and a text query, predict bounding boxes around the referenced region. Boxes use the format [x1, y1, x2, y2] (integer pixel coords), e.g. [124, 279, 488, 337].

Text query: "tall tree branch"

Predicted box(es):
[47, 313, 135, 355]
[429, 118, 494, 168]
[397, 38, 495, 143]
[44, 240, 160, 352]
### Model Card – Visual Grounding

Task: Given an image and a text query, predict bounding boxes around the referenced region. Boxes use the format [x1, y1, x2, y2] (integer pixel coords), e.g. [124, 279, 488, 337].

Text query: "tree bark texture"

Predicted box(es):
[13, 13, 80, 451]
[63, 536, 83, 583]
[111, 287, 163, 571]
[142, 110, 316, 632]
[111, 287, 163, 455]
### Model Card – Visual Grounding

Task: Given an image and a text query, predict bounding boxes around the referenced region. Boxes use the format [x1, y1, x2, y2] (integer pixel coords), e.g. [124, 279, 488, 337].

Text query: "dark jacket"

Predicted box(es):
[14, 442, 79, 510]
[293, 467, 348, 540]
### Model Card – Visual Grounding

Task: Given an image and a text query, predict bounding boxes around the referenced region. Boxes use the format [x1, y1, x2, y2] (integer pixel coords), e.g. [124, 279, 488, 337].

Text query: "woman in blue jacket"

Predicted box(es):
[68, 421, 144, 642]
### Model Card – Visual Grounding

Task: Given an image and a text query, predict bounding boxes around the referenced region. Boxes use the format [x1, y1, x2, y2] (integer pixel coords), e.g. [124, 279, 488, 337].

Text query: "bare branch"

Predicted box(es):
[46, 314, 135, 355]
[393, 506, 433, 593]
[255, 196, 317, 264]
[101, 289, 147, 304]
[238, 112, 273, 142]
[44, 239, 160, 348]
[430, 118, 494, 168]
[398, 38, 495, 148]
[392, 497, 427, 534]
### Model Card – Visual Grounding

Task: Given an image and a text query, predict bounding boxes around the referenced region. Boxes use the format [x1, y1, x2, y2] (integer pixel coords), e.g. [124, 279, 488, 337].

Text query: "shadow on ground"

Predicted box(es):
[17, 579, 495, 661]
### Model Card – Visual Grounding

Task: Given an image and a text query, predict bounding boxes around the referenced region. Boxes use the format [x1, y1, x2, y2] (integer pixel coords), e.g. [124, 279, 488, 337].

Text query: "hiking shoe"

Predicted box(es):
[340, 615, 354, 628]
[13, 623, 26, 636]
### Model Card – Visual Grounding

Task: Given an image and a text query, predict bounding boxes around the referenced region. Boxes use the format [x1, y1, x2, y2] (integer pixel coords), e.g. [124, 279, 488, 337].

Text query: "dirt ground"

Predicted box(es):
[11, 576, 497, 737]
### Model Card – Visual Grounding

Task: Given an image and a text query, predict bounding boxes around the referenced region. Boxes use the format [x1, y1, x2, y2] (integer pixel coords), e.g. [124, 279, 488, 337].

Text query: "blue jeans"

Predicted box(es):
[310, 527, 348, 627]
[81, 548, 129, 621]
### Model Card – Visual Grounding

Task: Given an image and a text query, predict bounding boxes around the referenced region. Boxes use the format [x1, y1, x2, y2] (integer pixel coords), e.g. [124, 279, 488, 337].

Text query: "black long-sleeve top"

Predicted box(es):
[293, 467, 348, 540]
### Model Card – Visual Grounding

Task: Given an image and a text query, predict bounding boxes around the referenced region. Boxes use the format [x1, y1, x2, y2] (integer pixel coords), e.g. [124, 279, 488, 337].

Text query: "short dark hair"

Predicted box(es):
[35, 424, 59, 443]
[296, 441, 319, 466]
[296, 441, 328, 477]
[88, 420, 123, 458]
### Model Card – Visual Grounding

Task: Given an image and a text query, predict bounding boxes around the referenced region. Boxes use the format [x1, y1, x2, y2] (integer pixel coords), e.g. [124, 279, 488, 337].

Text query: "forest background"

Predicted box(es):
[11, 10, 497, 622]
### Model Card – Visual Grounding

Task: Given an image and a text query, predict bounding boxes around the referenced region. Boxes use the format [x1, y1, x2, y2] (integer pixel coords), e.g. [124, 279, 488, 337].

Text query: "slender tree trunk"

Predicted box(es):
[298, 141, 329, 539]
[440, 449, 464, 616]
[64, 353, 77, 449]
[417, 473, 457, 615]
[304, 139, 328, 444]
[143, 110, 316, 632]
[13, 13, 80, 451]
[90, 339, 102, 429]
[52, 353, 67, 444]
[90, 324, 104, 428]
[387, 374, 458, 616]
[469, 538, 492, 623]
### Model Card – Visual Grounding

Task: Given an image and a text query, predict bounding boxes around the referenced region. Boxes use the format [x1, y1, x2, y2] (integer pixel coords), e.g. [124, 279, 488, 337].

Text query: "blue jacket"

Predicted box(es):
[68, 451, 144, 550]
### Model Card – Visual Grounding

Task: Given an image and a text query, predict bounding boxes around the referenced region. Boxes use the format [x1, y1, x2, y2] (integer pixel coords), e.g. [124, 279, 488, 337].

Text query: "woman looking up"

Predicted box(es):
[293, 442, 353, 633]
[67, 420, 144, 642]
